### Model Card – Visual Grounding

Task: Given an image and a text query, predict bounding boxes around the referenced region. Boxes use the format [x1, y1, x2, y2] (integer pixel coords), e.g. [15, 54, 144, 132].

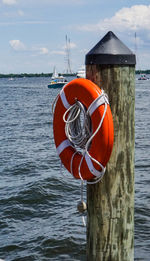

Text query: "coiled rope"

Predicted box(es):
[52, 90, 108, 184]
[63, 91, 108, 184]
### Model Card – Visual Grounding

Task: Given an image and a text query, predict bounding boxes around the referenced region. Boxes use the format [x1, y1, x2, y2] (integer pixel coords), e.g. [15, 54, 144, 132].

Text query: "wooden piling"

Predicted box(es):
[85, 31, 136, 261]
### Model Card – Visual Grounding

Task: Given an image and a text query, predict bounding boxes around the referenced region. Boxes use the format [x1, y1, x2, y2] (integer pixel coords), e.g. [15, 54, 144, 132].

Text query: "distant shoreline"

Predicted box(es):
[0, 73, 76, 78]
[0, 70, 149, 79]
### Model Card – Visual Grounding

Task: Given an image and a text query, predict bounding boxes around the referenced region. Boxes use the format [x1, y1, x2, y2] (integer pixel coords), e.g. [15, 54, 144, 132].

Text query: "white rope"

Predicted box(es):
[52, 90, 109, 184]
[63, 91, 108, 184]
[63, 100, 92, 150]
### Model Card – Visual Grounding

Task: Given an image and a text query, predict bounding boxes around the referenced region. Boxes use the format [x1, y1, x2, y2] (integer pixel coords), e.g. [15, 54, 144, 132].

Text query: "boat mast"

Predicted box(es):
[65, 35, 72, 74]
[134, 32, 141, 73]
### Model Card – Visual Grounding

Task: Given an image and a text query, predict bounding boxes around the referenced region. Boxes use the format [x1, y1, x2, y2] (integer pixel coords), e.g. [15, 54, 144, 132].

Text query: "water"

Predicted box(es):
[134, 77, 150, 261]
[0, 76, 149, 260]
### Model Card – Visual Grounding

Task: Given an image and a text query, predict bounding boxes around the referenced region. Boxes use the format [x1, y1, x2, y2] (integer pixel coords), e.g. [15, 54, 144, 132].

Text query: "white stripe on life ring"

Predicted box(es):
[56, 139, 72, 155]
[87, 93, 109, 116]
[60, 88, 70, 109]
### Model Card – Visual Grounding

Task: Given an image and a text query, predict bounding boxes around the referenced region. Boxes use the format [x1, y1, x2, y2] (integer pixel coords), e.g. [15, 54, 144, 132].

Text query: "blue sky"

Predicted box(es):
[0, 0, 150, 73]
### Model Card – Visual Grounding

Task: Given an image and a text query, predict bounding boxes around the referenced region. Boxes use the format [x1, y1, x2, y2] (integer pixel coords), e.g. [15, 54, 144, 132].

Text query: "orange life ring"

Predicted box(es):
[53, 78, 114, 180]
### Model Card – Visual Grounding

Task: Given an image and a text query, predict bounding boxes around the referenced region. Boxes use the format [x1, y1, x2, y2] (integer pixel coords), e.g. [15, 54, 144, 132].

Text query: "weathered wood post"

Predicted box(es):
[85, 31, 136, 261]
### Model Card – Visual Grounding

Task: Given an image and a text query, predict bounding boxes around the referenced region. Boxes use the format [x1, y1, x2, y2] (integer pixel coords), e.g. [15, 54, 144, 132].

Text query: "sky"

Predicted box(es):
[0, 0, 150, 74]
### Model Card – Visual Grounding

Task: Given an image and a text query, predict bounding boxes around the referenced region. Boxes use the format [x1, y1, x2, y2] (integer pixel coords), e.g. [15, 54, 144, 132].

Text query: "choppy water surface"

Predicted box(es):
[134, 77, 150, 261]
[0, 76, 149, 261]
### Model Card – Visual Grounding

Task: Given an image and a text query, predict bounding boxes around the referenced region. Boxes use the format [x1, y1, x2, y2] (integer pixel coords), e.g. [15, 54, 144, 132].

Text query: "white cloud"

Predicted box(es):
[39, 47, 49, 55]
[109, 5, 150, 31]
[77, 5, 150, 32]
[3, 9, 24, 18]
[9, 40, 26, 51]
[9, 40, 50, 55]
[30, 46, 50, 56]
[68, 42, 77, 49]
[63, 41, 77, 50]
[2, 0, 17, 5]
[50, 50, 65, 55]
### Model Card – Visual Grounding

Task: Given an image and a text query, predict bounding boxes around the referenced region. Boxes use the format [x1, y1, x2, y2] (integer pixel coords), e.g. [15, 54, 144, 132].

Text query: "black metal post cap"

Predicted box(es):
[85, 31, 136, 65]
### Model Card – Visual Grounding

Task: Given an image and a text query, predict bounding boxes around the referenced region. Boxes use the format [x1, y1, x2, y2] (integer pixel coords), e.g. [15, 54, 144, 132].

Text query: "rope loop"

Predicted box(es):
[64, 100, 92, 150]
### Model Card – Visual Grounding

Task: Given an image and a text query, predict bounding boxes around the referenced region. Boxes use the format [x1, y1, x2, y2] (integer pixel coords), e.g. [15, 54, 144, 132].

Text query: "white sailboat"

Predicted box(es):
[48, 67, 68, 88]
[51, 67, 59, 80]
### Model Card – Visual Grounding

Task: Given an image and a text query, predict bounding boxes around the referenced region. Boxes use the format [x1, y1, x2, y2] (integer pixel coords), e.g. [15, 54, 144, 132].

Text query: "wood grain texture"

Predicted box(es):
[86, 65, 135, 261]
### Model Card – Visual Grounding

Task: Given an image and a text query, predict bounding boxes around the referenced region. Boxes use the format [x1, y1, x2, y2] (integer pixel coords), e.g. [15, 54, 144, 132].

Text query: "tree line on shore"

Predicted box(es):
[0, 72, 76, 78]
[135, 70, 150, 74]
[0, 70, 149, 78]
